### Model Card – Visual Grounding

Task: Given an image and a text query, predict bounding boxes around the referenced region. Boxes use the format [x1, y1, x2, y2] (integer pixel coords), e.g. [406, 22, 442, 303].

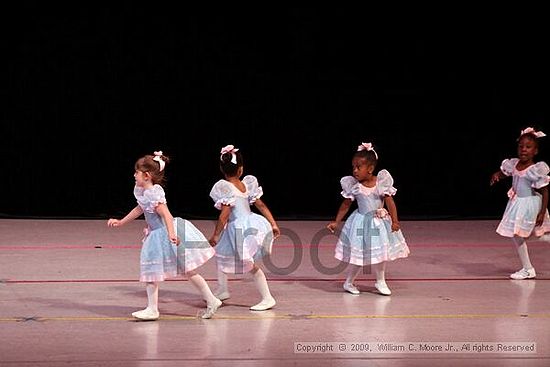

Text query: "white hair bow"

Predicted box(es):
[520, 127, 546, 138]
[220, 145, 239, 164]
[357, 142, 378, 159]
[153, 151, 165, 171]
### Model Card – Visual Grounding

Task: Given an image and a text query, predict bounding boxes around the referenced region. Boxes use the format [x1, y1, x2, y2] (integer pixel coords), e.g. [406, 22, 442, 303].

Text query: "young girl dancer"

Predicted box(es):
[327, 142, 410, 295]
[108, 151, 221, 320]
[490, 127, 550, 279]
[208, 145, 280, 310]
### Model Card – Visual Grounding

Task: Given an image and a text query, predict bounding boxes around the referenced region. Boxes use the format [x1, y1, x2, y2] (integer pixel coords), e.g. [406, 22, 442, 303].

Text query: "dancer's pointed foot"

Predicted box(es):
[201, 298, 223, 319]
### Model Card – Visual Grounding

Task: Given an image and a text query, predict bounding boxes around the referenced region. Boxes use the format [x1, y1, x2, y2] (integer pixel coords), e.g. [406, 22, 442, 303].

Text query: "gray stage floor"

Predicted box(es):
[1, 219, 549, 366]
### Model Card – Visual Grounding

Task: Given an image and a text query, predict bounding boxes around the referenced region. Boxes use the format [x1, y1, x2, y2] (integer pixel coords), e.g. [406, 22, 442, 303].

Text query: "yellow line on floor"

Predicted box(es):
[307, 313, 550, 319]
[1, 313, 550, 322]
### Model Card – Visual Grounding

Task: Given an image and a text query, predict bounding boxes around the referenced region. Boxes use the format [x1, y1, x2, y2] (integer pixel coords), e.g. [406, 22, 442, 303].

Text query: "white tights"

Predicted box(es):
[143, 271, 218, 311]
[345, 262, 388, 284]
[512, 236, 534, 270]
[145, 282, 159, 312]
[186, 271, 218, 305]
[216, 265, 273, 301]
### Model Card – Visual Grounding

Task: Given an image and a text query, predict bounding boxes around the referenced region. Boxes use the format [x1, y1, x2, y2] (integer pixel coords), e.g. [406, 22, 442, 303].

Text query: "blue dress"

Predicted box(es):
[496, 159, 550, 238]
[334, 170, 410, 266]
[135, 184, 215, 282]
[209, 175, 274, 274]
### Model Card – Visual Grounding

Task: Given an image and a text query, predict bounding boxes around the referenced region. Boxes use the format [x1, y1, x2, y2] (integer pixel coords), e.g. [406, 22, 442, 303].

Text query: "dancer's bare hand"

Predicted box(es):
[107, 218, 121, 227]
[209, 235, 219, 247]
[326, 222, 338, 233]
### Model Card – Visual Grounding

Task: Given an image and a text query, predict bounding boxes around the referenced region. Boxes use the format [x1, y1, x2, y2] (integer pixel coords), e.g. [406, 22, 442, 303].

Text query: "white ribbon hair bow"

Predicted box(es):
[220, 145, 239, 164]
[357, 142, 378, 159]
[153, 151, 165, 171]
[520, 127, 546, 138]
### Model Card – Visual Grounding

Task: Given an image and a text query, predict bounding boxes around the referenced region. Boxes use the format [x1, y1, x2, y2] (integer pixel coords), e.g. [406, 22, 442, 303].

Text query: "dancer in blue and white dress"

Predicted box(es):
[491, 127, 550, 280]
[108, 151, 221, 320]
[327, 142, 409, 296]
[208, 145, 280, 311]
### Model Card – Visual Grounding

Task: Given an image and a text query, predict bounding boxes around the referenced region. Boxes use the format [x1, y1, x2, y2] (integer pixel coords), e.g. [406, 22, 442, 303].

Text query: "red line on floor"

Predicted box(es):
[3, 277, 548, 284]
[0, 243, 532, 250]
[0, 245, 141, 250]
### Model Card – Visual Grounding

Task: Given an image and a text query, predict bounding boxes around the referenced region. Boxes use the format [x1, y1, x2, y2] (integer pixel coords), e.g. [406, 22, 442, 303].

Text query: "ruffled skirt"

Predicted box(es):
[215, 213, 274, 274]
[334, 209, 410, 266]
[496, 195, 550, 238]
[140, 217, 215, 282]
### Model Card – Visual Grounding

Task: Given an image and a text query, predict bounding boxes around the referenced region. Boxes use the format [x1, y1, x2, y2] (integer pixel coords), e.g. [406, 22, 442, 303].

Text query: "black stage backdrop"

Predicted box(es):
[3, 6, 548, 220]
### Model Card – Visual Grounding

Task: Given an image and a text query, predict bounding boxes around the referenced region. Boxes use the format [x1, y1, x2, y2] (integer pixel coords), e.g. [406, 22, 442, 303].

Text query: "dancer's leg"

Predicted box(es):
[510, 237, 536, 279]
[250, 265, 276, 311]
[374, 262, 391, 295]
[343, 264, 361, 294]
[132, 282, 160, 320]
[215, 267, 230, 300]
[187, 270, 222, 319]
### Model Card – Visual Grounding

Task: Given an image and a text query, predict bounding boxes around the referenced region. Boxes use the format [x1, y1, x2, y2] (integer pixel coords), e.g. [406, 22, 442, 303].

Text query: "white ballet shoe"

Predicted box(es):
[510, 268, 536, 280]
[201, 298, 223, 319]
[250, 297, 276, 311]
[375, 281, 392, 296]
[343, 282, 360, 295]
[131, 308, 159, 321]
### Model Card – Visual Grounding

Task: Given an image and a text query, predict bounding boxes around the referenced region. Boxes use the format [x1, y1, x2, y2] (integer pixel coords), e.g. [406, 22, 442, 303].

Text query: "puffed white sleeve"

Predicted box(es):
[209, 180, 236, 210]
[340, 176, 358, 200]
[377, 169, 397, 196]
[144, 184, 167, 208]
[243, 175, 264, 204]
[500, 158, 518, 176]
[526, 161, 550, 189]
